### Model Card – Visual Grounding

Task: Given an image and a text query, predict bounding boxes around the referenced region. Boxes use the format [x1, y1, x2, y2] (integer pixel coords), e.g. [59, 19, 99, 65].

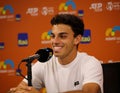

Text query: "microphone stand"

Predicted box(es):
[26, 59, 33, 86]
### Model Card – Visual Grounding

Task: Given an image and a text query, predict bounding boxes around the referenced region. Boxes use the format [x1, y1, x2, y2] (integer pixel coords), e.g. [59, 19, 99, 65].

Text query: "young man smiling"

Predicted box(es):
[8, 14, 103, 93]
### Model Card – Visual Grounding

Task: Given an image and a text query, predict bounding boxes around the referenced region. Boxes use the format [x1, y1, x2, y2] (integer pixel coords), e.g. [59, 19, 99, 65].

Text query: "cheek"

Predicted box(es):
[65, 40, 74, 47]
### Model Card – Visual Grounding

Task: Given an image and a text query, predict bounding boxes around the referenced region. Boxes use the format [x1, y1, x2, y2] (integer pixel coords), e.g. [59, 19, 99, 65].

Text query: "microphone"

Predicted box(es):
[21, 48, 53, 62]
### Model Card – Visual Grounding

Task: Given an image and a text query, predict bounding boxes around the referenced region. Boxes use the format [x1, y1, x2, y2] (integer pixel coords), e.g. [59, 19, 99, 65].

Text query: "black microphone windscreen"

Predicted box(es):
[35, 48, 53, 62]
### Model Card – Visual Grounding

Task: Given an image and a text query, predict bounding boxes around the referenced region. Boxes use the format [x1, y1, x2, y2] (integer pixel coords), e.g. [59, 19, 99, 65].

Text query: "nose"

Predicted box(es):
[51, 36, 60, 44]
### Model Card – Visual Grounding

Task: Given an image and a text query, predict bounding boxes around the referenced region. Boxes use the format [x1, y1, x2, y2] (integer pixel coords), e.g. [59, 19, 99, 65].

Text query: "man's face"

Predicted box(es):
[50, 24, 80, 59]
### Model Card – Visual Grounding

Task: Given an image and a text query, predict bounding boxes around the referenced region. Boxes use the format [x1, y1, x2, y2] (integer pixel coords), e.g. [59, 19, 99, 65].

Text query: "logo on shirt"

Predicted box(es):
[74, 81, 79, 86]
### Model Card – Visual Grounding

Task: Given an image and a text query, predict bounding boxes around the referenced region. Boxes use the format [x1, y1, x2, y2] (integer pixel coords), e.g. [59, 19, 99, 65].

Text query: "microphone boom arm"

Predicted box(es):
[16, 48, 53, 86]
[26, 59, 32, 86]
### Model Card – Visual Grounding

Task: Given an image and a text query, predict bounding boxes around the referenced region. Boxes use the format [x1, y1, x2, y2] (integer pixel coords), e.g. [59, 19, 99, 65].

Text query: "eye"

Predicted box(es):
[59, 34, 67, 39]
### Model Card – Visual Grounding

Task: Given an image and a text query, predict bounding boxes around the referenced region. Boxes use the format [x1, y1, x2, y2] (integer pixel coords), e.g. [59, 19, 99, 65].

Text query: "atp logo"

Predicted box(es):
[0, 59, 14, 69]
[59, 0, 76, 11]
[0, 5, 14, 15]
[26, 8, 38, 16]
[105, 26, 120, 37]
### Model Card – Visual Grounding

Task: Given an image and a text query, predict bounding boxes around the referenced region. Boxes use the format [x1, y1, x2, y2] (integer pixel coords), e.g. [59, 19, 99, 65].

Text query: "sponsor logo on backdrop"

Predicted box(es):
[89, 3, 103, 12]
[0, 42, 4, 49]
[106, 1, 120, 11]
[89, 1, 120, 12]
[80, 29, 91, 44]
[0, 5, 20, 21]
[26, 8, 39, 16]
[41, 30, 51, 44]
[105, 26, 120, 43]
[58, 0, 77, 14]
[18, 33, 28, 46]
[78, 10, 84, 17]
[0, 59, 15, 75]
[41, 6, 54, 16]
[16, 14, 21, 21]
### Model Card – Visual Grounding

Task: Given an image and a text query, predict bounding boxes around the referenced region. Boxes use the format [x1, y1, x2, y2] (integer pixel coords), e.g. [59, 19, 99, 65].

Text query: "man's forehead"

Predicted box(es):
[52, 24, 72, 30]
[51, 24, 74, 34]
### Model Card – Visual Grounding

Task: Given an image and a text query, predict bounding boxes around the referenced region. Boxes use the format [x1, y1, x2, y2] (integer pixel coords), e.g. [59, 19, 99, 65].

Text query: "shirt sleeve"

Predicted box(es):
[82, 57, 103, 92]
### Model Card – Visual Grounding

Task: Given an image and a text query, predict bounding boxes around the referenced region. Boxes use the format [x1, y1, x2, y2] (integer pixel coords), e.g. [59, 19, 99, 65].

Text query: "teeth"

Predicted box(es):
[54, 47, 62, 51]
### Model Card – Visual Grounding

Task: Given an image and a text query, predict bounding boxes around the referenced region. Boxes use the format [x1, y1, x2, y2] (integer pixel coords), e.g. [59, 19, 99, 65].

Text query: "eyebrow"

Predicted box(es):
[51, 32, 69, 35]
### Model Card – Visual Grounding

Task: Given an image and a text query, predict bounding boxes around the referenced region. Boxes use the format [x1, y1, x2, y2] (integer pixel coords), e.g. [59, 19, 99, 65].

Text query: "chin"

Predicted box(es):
[54, 52, 61, 57]
[54, 53, 59, 57]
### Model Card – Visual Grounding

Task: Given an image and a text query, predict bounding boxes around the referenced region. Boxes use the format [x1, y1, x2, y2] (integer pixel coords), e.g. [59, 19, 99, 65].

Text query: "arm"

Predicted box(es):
[8, 62, 45, 93]
[8, 81, 41, 93]
[63, 58, 103, 93]
[63, 83, 101, 93]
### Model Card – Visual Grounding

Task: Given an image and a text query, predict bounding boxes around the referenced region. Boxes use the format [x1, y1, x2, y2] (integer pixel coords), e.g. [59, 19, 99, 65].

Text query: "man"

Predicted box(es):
[9, 14, 103, 93]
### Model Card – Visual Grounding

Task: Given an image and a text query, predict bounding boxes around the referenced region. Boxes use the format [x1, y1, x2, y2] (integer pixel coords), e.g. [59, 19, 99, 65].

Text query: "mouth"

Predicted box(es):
[53, 46, 63, 52]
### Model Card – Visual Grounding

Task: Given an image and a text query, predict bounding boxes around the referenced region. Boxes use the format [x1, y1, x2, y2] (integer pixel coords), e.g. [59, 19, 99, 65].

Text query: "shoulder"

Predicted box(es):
[77, 52, 98, 61]
[77, 52, 102, 68]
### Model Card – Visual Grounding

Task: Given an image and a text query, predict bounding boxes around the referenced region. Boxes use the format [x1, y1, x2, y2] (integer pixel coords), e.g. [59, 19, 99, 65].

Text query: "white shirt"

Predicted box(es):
[23, 52, 103, 93]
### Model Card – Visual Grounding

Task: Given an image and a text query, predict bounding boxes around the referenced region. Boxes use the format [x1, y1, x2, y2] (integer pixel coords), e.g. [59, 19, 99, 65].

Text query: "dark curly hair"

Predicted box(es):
[50, 14, 84, 37]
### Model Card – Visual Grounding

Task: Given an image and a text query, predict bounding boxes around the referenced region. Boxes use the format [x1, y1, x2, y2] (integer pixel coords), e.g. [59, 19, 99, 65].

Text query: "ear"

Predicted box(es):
[74, 35, 82, 45]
